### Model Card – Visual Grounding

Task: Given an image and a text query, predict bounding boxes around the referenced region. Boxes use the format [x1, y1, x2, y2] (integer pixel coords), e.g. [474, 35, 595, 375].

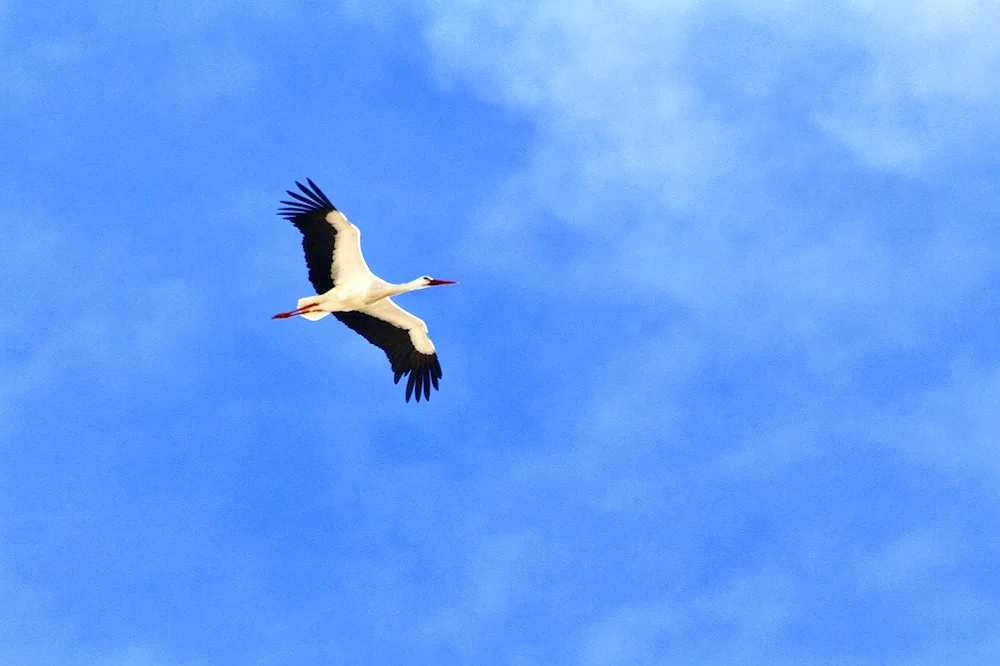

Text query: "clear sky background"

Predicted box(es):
[3, 1, 1000, 664]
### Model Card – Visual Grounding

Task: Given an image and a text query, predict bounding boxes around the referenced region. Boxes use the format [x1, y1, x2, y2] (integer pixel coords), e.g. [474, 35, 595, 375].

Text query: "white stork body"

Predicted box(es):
[272, 179, 456, 402]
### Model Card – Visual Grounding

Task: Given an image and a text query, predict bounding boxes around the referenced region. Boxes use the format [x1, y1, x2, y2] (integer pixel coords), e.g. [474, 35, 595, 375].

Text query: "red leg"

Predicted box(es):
[271, 304, 321, 319]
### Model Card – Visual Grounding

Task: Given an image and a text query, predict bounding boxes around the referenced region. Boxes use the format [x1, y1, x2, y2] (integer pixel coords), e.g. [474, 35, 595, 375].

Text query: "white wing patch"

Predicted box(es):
[360, 298, 436, 355]
[326, 210, 373, 285]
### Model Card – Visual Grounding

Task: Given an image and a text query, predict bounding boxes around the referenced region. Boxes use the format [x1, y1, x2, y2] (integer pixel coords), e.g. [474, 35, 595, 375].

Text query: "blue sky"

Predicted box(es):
[3, 1, 1000, 663]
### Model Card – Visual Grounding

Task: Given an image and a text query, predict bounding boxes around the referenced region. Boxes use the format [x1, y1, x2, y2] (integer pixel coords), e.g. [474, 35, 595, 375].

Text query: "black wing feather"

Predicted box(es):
[278, 179, 338, 294]
[334, 311, 443, 403]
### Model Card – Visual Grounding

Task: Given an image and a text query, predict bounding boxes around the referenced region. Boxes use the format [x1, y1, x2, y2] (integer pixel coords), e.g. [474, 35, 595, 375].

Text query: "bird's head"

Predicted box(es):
[419, 276, 458, 288]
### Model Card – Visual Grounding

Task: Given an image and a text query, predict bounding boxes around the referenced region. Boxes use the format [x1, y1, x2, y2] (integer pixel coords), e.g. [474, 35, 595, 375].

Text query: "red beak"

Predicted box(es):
[427, 279, 458, 286]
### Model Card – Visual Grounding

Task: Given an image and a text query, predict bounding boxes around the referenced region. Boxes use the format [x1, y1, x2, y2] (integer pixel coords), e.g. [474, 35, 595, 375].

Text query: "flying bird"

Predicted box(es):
[272, 179, 457, 402]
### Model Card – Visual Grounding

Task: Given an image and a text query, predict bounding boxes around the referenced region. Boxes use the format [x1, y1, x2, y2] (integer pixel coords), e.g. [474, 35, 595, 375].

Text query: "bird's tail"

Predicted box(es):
[298, 296, 331, 321]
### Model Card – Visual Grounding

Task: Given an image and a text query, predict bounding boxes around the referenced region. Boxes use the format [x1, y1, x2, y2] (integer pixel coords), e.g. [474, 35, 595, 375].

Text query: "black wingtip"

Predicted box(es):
[405, 372, 416, 402]
[277, 179, 336, 218]
[303, 178, 335, 209]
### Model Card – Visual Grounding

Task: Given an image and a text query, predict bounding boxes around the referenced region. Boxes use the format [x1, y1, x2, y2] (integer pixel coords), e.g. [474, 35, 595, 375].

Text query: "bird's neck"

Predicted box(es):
[380, 279, 424, 298]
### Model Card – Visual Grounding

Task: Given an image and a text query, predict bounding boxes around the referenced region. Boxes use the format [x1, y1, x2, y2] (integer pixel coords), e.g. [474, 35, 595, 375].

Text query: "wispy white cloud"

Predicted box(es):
[817, 0, 1000, 171]
[420, 0, 734, 213]
[401, 0, 1000, 286]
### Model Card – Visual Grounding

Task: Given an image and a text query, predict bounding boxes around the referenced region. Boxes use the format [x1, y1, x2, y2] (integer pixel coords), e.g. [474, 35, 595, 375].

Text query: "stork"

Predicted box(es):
[272, 179, 456, 402]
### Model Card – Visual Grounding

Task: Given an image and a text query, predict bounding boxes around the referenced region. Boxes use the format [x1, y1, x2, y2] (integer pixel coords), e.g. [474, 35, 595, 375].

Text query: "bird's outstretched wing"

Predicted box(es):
[278, 179, 337, 293]
[334, 298, 443, 402]
[279, 179, 373, 293]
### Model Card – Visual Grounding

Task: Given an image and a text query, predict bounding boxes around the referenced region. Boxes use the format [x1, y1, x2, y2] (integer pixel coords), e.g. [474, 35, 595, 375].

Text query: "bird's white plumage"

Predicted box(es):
[297, 296, 331, 320]
[326, 210, 372, 286]
[360, 298, 436, 355]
